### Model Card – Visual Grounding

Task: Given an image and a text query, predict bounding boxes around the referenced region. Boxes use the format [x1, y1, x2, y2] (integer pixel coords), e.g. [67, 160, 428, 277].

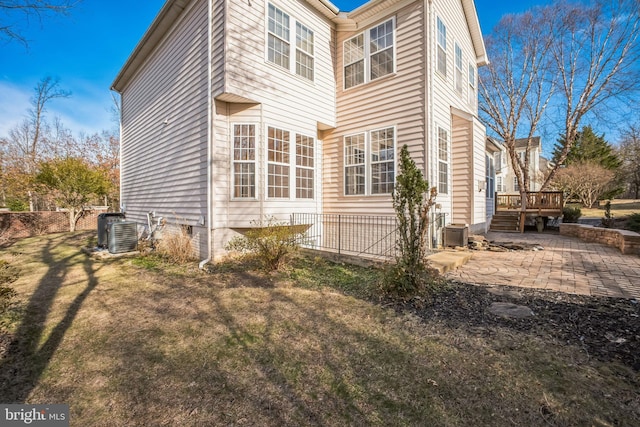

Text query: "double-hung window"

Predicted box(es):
[232, 124, 257, 199]
[344, 134, 366, 195]
[455, 43, 463, 93]
[344, 35, 365, 89]
[267, 3, 314, 81]
[513, 177, 520, 192]
[344, 127, 395, 195]
[296, 134, 314, 199]
[267, 4, 290, 69]
[267, 127, 290, 198]
[468, 63, 476, 106]
[296, 22, 314, 80]
[496, 176, 504, 193]
[344, 18, 395, 89]
[437, 17, 447, 77]
[486, 154, 495, 199]
[438, 127, 449, 194]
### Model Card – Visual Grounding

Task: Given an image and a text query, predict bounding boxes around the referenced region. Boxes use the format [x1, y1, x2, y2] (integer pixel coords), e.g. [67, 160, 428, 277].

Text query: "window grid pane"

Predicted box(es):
[345, 60, 364, 89]
[344, 34, 364, 65]
[268, 4, 290, 69]
[369, 20, 394, 81]
[296, 50, 314, 80]
[437, 17, 447, 76]
[345, 134, 365, 195]
[233, 124, 256, 198]
[370, 128, 394, 194]
[268, 127, 290, 198]
[296, 135, 314, 199]
[371, 48, 394, 80]
[438, 127, 448, 194]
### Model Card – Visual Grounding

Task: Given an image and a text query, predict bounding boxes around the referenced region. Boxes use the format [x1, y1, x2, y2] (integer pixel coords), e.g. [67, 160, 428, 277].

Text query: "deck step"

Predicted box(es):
[490, 212, 520, 232]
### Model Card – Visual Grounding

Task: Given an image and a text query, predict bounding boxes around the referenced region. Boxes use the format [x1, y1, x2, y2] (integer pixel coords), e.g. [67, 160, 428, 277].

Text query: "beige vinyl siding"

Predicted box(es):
[220, 0, 336, 128]
[471, 116, 487, 229]
[120, 0, 209, 228]
[324, 1, 425, 216]
[451, 115, 472, 224]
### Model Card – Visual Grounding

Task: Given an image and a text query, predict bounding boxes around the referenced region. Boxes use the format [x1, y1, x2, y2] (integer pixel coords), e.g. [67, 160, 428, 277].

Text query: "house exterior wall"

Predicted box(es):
[323, 1, 426, 216]
[119, 0, 209, 243]
[114, 0, 488, 259]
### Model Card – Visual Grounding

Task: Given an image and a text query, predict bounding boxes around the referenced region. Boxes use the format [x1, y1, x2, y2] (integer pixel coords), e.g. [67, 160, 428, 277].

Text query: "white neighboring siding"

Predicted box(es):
[120, 0, 209, 228]
[211, 0, 226, 94]
[324, 2, 426, 216]
[430, 0, 486, 228]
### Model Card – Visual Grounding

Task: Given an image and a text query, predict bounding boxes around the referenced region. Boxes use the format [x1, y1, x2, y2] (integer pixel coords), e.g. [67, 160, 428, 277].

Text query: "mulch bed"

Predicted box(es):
[391, 282, 640, 370]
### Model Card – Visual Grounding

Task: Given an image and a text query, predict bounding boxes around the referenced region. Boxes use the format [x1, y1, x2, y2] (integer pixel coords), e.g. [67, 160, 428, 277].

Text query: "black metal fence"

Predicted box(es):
[290, 213, 399, 260]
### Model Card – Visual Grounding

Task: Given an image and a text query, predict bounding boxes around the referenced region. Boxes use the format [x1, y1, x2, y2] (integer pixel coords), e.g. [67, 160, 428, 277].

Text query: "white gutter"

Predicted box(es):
[200, 0, 214, 270]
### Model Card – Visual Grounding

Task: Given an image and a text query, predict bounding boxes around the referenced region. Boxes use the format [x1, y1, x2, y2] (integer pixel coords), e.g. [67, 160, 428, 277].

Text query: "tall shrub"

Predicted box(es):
[383, 145, 438, 298]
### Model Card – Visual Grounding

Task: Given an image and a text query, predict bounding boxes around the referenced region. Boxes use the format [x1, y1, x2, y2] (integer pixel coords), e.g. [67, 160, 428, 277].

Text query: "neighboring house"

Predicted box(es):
[494, 137, 549, 194]
[111, 0, 489, 261]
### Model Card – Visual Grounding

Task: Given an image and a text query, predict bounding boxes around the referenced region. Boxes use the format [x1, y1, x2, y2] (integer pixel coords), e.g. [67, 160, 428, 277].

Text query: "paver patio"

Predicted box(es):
[445, 231, 640, 299]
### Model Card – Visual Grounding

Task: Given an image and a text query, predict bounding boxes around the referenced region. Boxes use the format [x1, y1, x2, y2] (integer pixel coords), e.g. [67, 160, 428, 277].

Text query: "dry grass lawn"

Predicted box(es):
[0, 232, 638, 426]
[578, 199, 640, 218]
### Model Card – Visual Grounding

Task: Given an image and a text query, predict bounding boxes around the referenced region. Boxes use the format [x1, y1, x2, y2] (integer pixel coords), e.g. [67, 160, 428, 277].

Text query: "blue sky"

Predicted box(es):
[0, 0, 548, 139]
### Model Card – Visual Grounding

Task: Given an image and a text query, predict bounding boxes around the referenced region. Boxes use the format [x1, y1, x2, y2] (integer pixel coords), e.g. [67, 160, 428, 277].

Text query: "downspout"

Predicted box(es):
[426, 0, 436, 248]
[200, 0, 214, 269]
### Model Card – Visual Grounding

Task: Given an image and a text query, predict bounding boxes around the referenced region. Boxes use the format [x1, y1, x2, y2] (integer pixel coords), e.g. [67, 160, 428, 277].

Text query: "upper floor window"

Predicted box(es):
[267, 4, 290, 69]
[486, 154, 495, 199]
[296, 22, 314, 81]
[437, 17, 447, 77]
[344, 127, 395, 195]
[468, 63, 476, 106]
[494, 151, 502, 171]
[232, 124, 257, 199]
[438, 127, 449, 194]
[455, 43, 463, 93]
[267, 4, 314, 82]
[344, 18, 395, 89]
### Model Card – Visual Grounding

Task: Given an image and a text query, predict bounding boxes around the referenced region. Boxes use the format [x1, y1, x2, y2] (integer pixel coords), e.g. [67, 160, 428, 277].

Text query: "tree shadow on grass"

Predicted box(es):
[0, 233, 100, 403]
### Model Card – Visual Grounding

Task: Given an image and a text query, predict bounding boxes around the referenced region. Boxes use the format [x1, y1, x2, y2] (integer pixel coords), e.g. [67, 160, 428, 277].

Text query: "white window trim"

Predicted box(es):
[343, 126, 397, 196]
[265, 2, 316, 83]
[343, 17, 396, 90]
[295, 133, 315, 199]
[264, 124, 316, 200]
[231, 123, 259, 201]
[437, 126, 450, 195]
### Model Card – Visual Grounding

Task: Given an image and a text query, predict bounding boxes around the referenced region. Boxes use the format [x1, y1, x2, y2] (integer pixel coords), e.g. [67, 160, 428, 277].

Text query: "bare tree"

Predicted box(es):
[2, 76, 70, 210]
[542, 0, 640, 188]
[618, 123, 640, 198]
[479, 7, 556, 211]
[551, 161, 616, 208]
[0, 0, 80, 46]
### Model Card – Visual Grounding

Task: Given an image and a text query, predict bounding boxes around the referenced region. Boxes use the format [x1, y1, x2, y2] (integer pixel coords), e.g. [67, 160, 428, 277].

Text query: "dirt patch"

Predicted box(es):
[389, 281, 640, 370]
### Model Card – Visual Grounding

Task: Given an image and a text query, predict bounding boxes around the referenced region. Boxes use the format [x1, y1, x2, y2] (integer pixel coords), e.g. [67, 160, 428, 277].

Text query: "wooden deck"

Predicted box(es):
[494, 192, 564, 233]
